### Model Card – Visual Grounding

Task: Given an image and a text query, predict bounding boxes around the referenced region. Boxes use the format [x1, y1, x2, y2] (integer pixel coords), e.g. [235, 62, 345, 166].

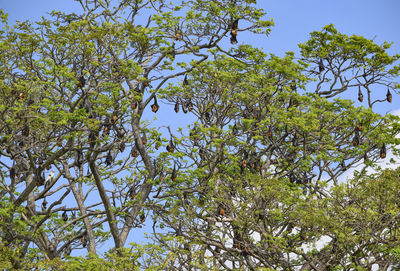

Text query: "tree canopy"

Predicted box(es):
[0, 1, 399, 270]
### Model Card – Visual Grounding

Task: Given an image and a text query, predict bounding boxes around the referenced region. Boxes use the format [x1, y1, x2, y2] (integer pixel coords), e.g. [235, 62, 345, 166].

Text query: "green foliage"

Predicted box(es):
[0, 0, 399, 270]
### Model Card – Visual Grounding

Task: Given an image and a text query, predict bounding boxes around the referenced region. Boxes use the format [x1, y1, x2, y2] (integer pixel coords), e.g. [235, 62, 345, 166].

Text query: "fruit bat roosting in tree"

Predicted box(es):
[131, 145, 139, 158]
[77, 75, 86, 88]
[171, 164, 177, 182]
[62, 210, 68, 222]
[217, 204, 225, 216]
[81, 234, 88, 248]
[318, 59, 325, 73]
[174, 27, 182, 40]
[105, 151, 112, 166]
[22, 124, 29, 137]
[41, 198, 47, 212]
[230, 19, 239, 44]
[174, 100, 180, 113]
[131, 100, 138, 110]
[166, 138, 175, 153]
[352, 130, 360, 146]
[151, 96, 159, 113]
[10, 167, 16, 181]
[183, 75, 188, 86]
[75, 150, 84, 166]
[387, 88, 392, 103]
[380, 143, 386, 158]
[358, 86, 364, 102]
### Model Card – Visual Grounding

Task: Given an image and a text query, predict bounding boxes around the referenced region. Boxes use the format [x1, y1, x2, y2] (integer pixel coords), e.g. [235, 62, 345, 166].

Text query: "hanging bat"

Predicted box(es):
[142, 133, 147, 145]
[267, 126, 273, 138]
[352, 131, 360, 146]
[357, 123, 363, 132]
[358, 86, 364, 102]
[77, 75, 86, 88]
[10, 167, 16, 181]
[62, 210, 68, 222]
[131, 146, 139, 158]
[232, 122, 238, 135]
[171, 164, 177, 182]
[380, 143, 386, 158]
[217, 204, 225, 216]
[71, 211, 77, 225]
[131, 100, 138, 110]
[88, 131, 96, 143]
[75, 150, 84, 166]
[81, 234, 88, 248]
[119, 142, 125, 153]
[186, 99, 193, 112]
[230, 19, 239, 44]
[128, 186, 136, 200]
[155, 136, 161, 150]
[112, 113, 118, 124]
[19, 92, 24, 101]
[151, 96, 159, 113]
[105, 151, 112, 166]
[41, 198, 47, 212]
[174, 27, 182, 40]
[183, 75, 188, 86]
[174, 100, 180, 113]
[166, 138, 175, 153]
[22, 124, 29, 137]
[387, 88, 392, 103]
[290, 81, 297, 91]
[318, 59, 325, 73]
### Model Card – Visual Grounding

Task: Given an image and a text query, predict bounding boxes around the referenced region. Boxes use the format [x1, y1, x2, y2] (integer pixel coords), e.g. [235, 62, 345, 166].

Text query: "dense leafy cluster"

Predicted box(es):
[0, 1, 399, 270]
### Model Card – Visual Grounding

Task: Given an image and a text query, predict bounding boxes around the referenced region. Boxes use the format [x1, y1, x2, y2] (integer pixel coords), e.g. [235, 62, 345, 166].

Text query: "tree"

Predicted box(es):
[0, 1, 399, 270]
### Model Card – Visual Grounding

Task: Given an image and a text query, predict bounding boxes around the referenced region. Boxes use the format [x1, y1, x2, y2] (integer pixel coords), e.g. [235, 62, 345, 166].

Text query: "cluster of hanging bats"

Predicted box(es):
[6, 18, 394, 254]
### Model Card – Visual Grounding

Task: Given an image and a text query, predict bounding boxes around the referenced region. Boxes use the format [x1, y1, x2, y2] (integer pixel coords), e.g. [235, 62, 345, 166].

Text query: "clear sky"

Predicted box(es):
[1, 0, 399, 255]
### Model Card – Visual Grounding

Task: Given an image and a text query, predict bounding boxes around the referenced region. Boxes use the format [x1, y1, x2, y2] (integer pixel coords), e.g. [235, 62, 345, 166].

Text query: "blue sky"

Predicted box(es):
[2, 0, 400, 56]
[1, 0, 399, 256]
